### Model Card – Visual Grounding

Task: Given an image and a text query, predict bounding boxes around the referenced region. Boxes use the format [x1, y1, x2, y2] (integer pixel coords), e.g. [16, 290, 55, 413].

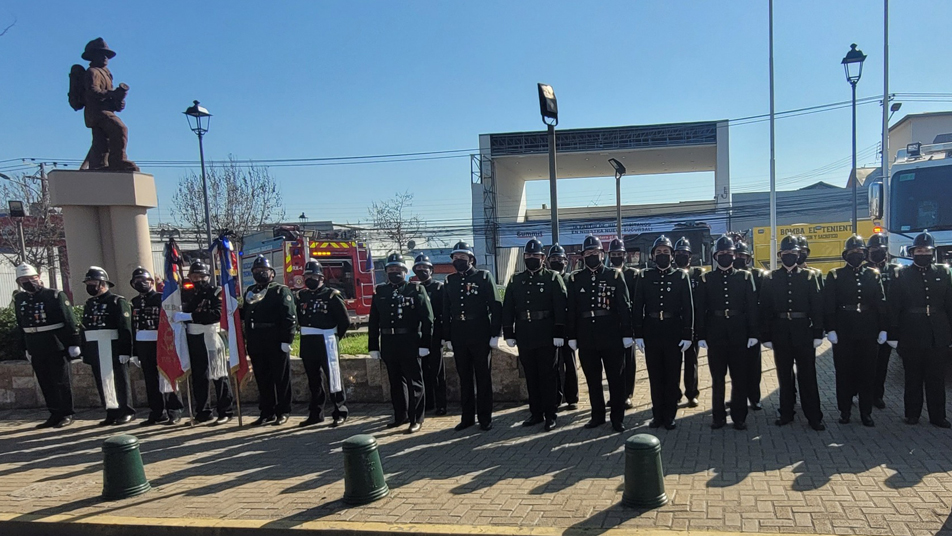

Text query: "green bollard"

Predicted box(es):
[342, 434, 389, 505]
[622, 433, 667, 508]
[101, 434, 151, 500]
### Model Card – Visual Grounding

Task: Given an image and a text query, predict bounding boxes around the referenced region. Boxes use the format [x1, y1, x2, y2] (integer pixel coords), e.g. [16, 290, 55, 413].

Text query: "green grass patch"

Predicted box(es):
[290, 332, 369, 356]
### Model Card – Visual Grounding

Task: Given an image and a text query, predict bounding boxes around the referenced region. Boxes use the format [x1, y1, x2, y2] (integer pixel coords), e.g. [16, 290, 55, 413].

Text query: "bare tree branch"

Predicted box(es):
[0, 173, 64, 272]
[367, 191, 437, 255]
[0, 17, 16, 38]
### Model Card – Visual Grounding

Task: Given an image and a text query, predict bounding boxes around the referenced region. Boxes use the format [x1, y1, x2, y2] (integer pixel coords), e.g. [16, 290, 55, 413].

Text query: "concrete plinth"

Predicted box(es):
[48, 171, 157, 300]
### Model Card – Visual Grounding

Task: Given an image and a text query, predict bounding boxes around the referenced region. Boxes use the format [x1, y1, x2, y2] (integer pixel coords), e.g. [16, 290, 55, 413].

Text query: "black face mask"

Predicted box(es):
[584, 255, 602, 269]
[20, 280, 40, 293]
[388, 272, 405, 284]
[452, 259, 471, 272]
[732, 258, 749, 270]
[609, 256, 624, 267]
[674, 253, 690, 268]
[86, 283, 102, 296]
[524, 257, 542, 271]
[133, 281, 152, 293]
[914, 254, 933, 268]
[845, 252, 865, 268]
[655, 254, 671, 269]
[549, 260, 565, 272]
[304, 278, 321, 290]
[716, 255, 734, 269]
[869, 249, 887, 264]
[797, 252, 808, 265]
[413, 269, 431, 282]
[252, 271, 271, 284]
[781, 253, 799, 268]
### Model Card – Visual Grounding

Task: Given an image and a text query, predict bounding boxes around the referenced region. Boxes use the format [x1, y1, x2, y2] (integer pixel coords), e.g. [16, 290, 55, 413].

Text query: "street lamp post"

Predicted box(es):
[184, 100, 214, 251]
[842, 44, 867, 234]
[8, 200, 27, 264]
[608, 158, 627, 239]
[538, 83, 560, 243]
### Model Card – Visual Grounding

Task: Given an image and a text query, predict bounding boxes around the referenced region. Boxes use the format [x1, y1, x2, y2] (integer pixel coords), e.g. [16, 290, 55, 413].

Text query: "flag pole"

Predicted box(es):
[216, 236, 243, 427]
[182, 375, 195, 427]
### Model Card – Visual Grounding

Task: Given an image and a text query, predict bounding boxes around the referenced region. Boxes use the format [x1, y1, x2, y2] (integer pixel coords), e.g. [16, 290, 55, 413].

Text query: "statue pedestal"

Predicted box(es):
[48, 170, 157, 300]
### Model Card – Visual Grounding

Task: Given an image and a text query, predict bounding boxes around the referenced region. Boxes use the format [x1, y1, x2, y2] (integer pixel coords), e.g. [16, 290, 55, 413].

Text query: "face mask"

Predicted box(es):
[133, 281, 152, 293]
[452, 259, 471, 272]
[20, 280, 40, 293]
[781, 253, 799, 268]
[655, 254, 671, 269]
[304, 278, 321, 290]
[524, 257, 542, 271]
[674, 253, 690, 268]
[584, 255, 601, 269]
[732, 258, 748, 270]
[716, 255, 734, 269]
[609, 256, 624, 268]
[549, 260, 565, 272]
[413, 269, 431, 282]
[86, 283, 101, 296]
[797, 252, 808, 265]
[845, 252, 865, 268]
[869, 250, 887, 264]
[914, 254, 933, 268]
[252, 271, 271, 284]
[388, 272, 405, 284]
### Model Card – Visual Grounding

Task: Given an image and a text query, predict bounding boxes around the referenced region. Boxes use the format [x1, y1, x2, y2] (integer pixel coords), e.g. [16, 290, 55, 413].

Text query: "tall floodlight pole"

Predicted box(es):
[768, 0, 777, 270]
[609, 158, 627, 239]
[842, 44, 867, 234]
[538, 83, 560, 243]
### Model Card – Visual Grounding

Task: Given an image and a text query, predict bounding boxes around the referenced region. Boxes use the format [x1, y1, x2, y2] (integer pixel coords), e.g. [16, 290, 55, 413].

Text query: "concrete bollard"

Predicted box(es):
[621, 433, 667, 508]
[342, 434, 389, 505]
[101, 434, 151, 500]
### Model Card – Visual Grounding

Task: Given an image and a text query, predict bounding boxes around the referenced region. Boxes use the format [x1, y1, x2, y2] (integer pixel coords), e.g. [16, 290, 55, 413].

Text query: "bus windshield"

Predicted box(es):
[891, 164, 952, 232]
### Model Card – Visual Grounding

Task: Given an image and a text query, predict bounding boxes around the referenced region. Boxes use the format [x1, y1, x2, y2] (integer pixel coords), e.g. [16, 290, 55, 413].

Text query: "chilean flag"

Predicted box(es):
[157, 238, 191, 385]
[216, 235, 249, 384]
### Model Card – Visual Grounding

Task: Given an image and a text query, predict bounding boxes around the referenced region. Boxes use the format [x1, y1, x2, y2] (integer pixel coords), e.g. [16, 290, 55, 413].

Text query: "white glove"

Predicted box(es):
[813, 339, 822, 348]
[553, 338, 564, 347]
[281, 342, 291, 353]
[119, 355, 131, 364]
[763, 341, 773, 349]
[68, 346, 81, 358]
[370, 350, 381, 359]
[827, 331, 839, 345]
[444, 340, 453, 351]
[489, 337, 500, 349]
[623, 337, 634, 348]
[24, 351, 31, 363]
[877, 331, 888, 345]
[130, 356, 141, 368]
[635, 338, 645, 351]
[419, 348, 430, 357]
[678, 340, 692, 352]
[506, 338, 517, 348]
[172, 312, 192, 323]
[887, 340, 898, 349]
[568, 339, 578, 351]
[698, 340, 708, 349]
[747, 338, 759, 348]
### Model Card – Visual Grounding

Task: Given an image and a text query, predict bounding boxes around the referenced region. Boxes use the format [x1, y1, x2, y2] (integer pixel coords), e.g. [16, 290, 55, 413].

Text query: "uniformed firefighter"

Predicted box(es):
[608, 238, 639, 409]
[865, 232, 901, 409]
[131, 267, 184, 426]
[567, 235, 633, 433]
[760, 236, 826, 431]
[823, 235, 887, 427]
[733, 241, 767, 411]
[296, 258, 351, 427]
[797, 235, 824, 289]
[633, 235, 694, 430]
[548, 243, 579, 410]
[695, 236, 759, 430]
[886, 231, 952, 428]
[80, 266, 136, 425]
[502, 238, 568, 431]
[443, 241, 503, 431]
[673, 237, 703, 407]
[242, 256, 297, 426]
[174, 262, 234, 425]
[369, 253, 434, 433]
[413, 254, 447, 415]
[14, 263, 80, 428]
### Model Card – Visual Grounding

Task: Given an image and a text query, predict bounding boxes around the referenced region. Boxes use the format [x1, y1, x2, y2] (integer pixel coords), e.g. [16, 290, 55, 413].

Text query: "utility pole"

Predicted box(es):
[768, 0, 778, 270]
[39, 163, 57, 290]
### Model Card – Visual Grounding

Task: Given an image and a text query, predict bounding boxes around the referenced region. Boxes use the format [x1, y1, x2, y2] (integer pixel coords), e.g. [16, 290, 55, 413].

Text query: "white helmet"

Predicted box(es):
[16, 263, 38, 280]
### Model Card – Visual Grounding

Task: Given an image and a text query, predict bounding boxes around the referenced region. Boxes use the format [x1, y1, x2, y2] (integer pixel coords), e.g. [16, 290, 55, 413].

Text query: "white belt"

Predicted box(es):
[23, 322, 65, 334]
[301, 326, 336, 336]
[135, 330, 158, 342]
[85, 329, 120, 410]
[187, 323, 220, 335]
[301, 327, 342, 393]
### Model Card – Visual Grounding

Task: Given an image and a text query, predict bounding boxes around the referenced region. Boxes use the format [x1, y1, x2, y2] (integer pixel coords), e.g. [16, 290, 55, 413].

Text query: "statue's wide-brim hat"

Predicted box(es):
[82, 37, 117, 61]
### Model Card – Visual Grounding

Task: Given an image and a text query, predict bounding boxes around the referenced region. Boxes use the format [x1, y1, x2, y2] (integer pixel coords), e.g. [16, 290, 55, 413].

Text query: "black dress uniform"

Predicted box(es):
[15, 284, 80, 424]
[184, 278, 235, 421]
[132, 286, 184, 423]
[443, 242, 502, 429]
[502, 244, 568, 428]
[548, 244, 579, 409]
[734, 241, 768, 409]
[81, 280, 136, 423]
[608, 237, 640, 407]
[674, 237, 703, 405]
[369, 255, 433, 429]
[865, 232, 901, 408]
[420, 276, 447, 414]
[296, 281, 351, 423]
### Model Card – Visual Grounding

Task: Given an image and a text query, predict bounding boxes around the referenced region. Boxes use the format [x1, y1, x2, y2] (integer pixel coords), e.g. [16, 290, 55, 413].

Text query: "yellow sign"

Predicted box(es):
[752, 221, 878, 275]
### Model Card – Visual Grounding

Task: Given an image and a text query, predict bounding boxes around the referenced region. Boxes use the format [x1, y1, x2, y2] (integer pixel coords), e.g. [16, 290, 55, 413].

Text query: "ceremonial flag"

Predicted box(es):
[217, 235, 249, 383]
[157, 238, 191, 384]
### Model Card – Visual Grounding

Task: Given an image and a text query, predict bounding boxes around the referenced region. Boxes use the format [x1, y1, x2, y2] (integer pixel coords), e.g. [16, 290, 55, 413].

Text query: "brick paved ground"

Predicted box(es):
[1, 343, 950, 535]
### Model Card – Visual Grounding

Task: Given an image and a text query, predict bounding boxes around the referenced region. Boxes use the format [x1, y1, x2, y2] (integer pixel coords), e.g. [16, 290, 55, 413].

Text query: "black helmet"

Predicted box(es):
[84, 266, 115, 287]
[386, 252, 407, 269]
[130, 266, 153, 283]
[674, 237, 692, 253]
[451, 241, 475, 260]
[188, 261, 210, 276]
[912, 231, 935, 251]
[714, 235, 735, 254]
[548, 243, 566, 258]
[844, 234, 867, 253]
[413, 254, 432, 268]
[303, 258, 323, 276]
[796, 235, 810, 253]
[524, 238, 545, 255]
[734, 241, 751, 256]
[651, 235, 674, 255]
[252, 255, 273, 272]
[779, 235, 801, 252]
[867, 232, 887, 249]
[608, 238, 626, 253]
[583, 235, 603, 252]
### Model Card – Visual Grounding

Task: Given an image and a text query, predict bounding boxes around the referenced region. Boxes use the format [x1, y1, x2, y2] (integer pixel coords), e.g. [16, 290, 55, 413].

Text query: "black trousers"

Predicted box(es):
[873, 342, 893, 402]
[708, 340, 748, 424]
[453, 340, 493, 425]
[187, 333, 234, 419]
[248, 343, 292, 418]
[624, 346, 636, 399]
[644, 340, 682, 423]
[556, 346, 579, 406]
[135, 340, 183, 421]
[832, 338, 877, 417]
[747, 344, 763, 405]
[899, 346, 948, 423]
[382, 337, 425, 425]
[88, 354, 134, 420]
[773, 342, 823, 423]
[519, 345, 559, 420]
[579, 345, 626, 425]
[300, 334, 347, 420]
[681, 340, 699, 400]
[423, 343, 447, 411]
[31, 351, 74, 418]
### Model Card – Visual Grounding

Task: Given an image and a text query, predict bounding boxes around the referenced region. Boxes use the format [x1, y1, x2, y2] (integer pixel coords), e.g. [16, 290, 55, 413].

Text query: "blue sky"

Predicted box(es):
[1, 1, 950, 237]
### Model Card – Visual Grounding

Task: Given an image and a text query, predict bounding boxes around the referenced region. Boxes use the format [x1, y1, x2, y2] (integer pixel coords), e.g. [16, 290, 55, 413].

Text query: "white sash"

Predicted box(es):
[134, 330, 172, 393]
[301, 327, 342, 393]
[86, 329, 120, 409]
[187, 323, 228, 381]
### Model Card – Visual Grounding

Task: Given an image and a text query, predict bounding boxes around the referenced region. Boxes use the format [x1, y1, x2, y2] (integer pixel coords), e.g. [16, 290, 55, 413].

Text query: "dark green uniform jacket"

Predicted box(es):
[81, 291, 133, 363]
[887, 264, 952, 349]
[567, 265, 632, 351]
[184, 284, 222, 325]
[823, 265, 887, 340]
[242, 282, 297, 353]
[421, 279, 444, 344]
[502, 268, 568, 350]
[695, 267, 759, 344]
[759, 267, 823, 345]
[368, 281, 434, 351]
[442, 267, 502, 344]
[15, 288, 80, 355]
[296, 286, 351, 338]
[131, 290, 162, 332]
[633, 266, 694, 341]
